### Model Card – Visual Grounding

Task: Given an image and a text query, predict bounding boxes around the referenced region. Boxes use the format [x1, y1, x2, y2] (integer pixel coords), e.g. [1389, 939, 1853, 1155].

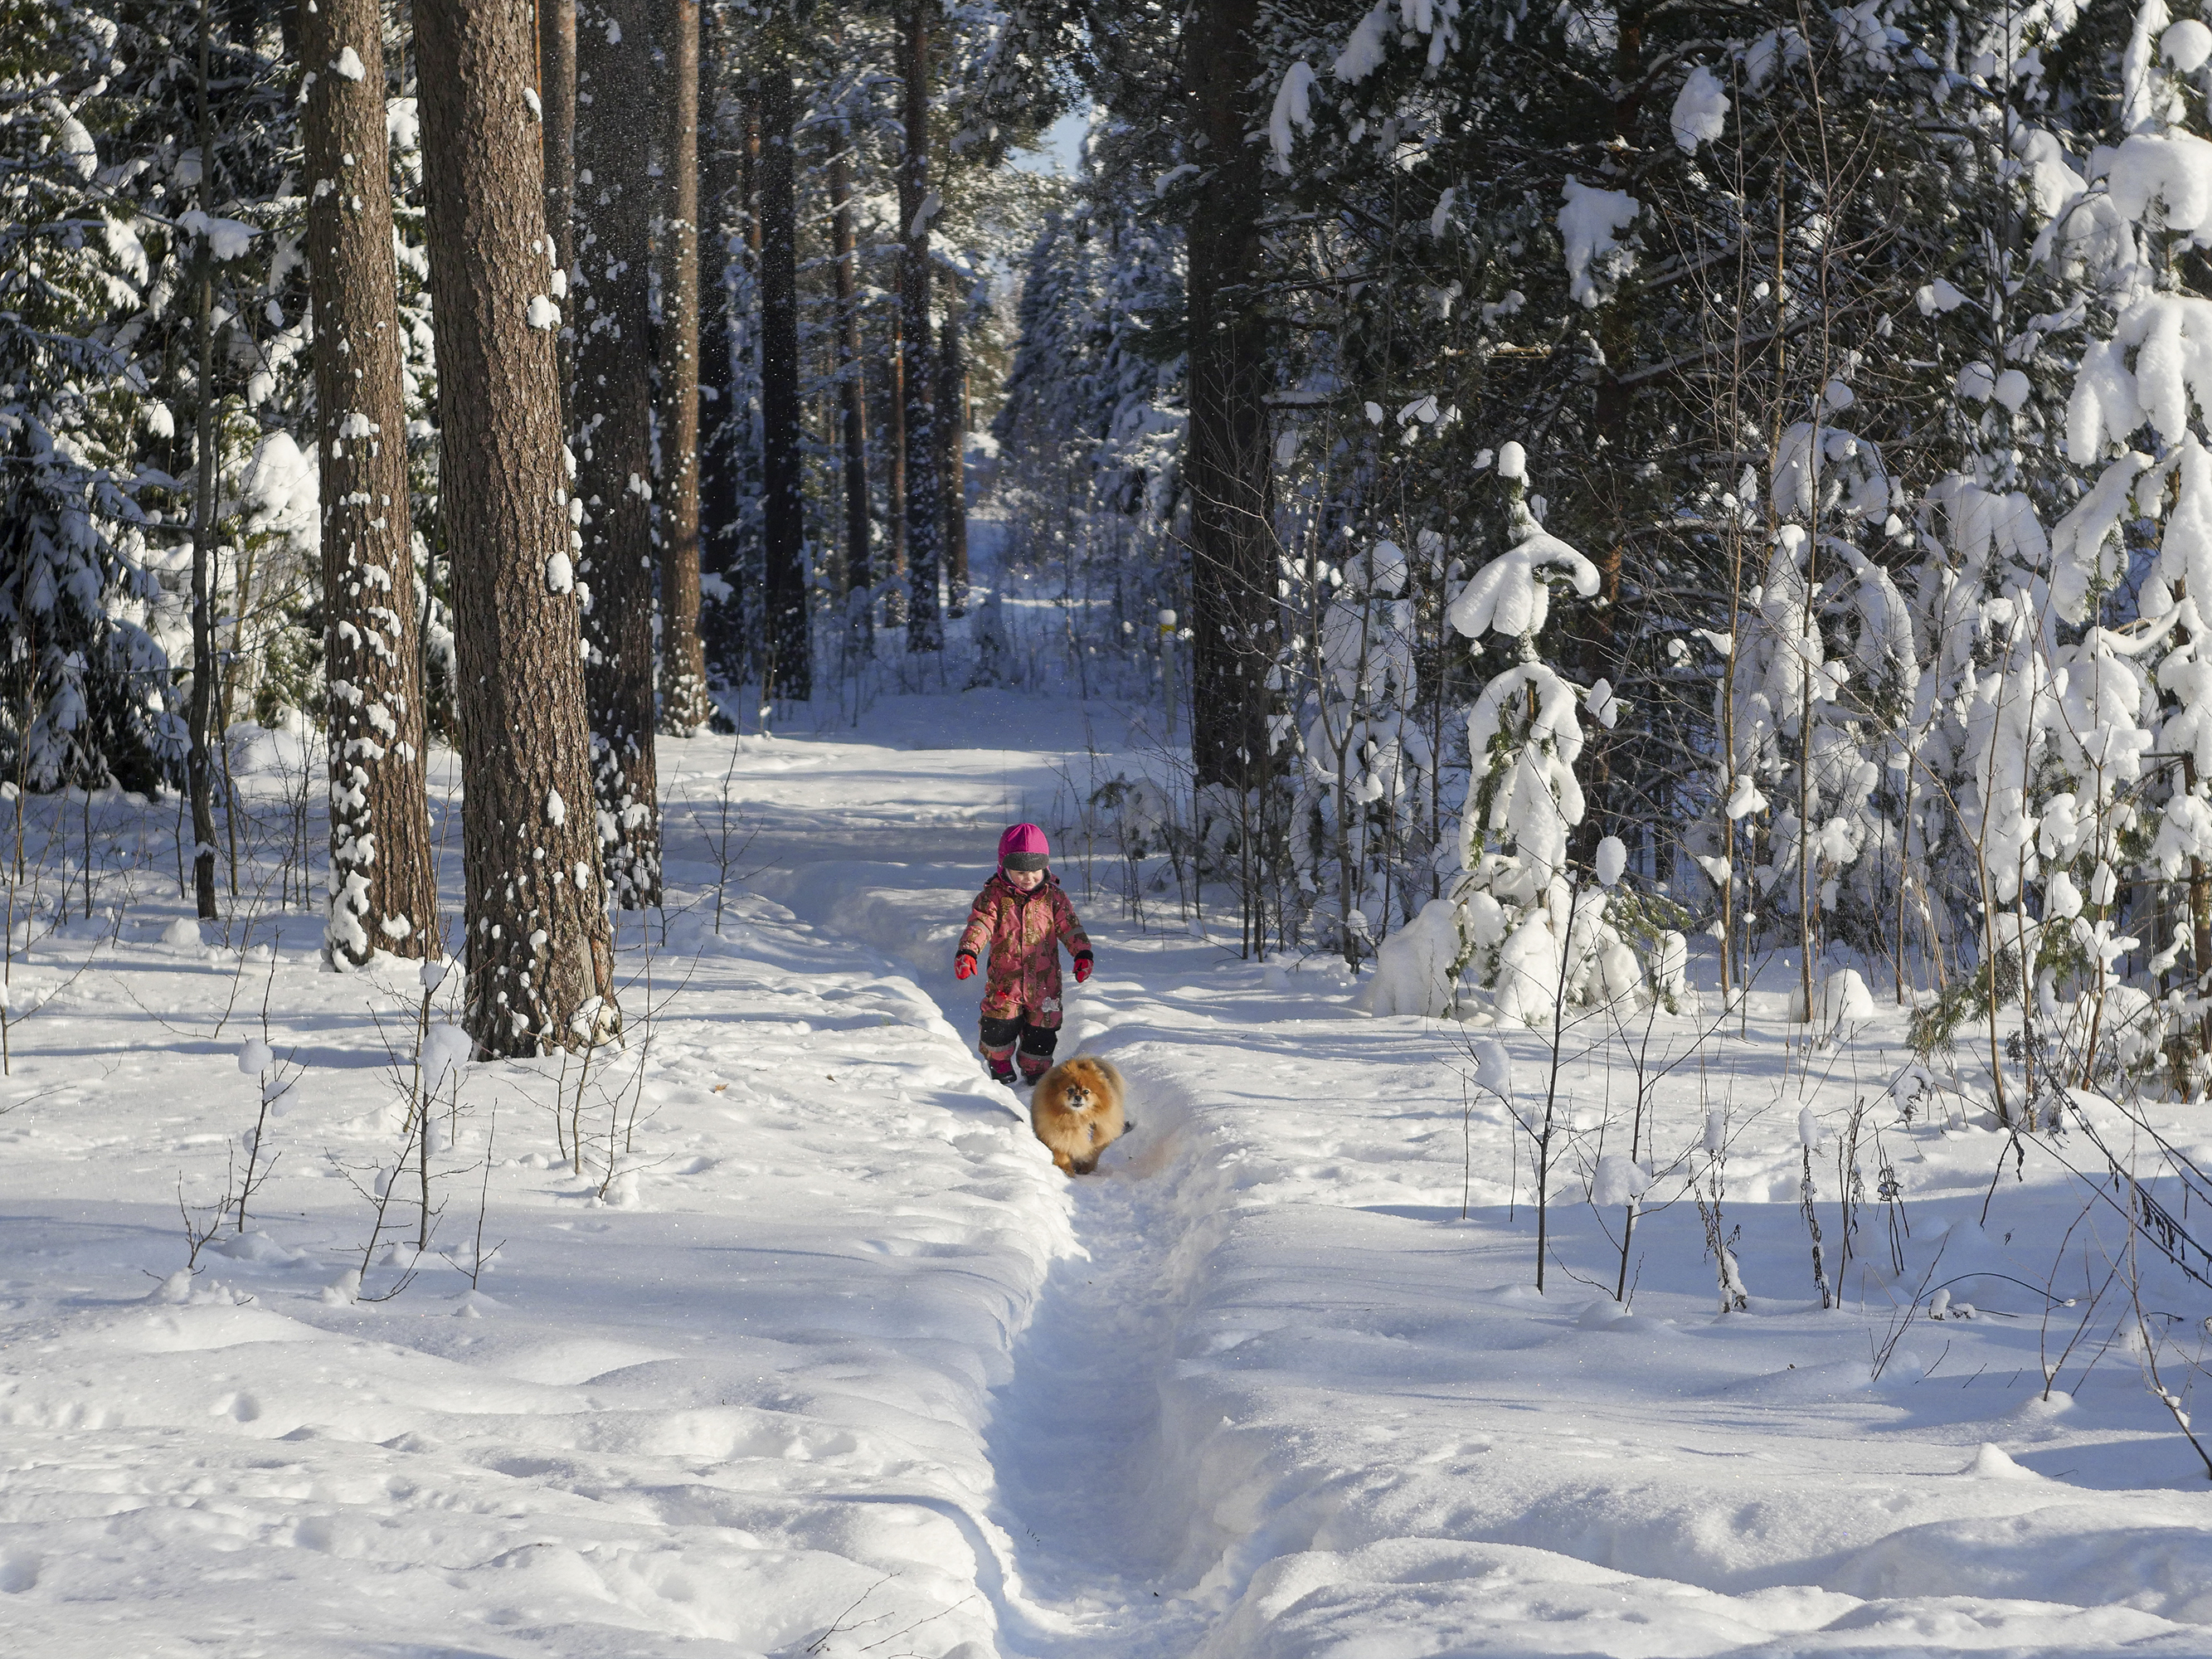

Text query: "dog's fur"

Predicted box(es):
[1029, 1054, 1127, 1176]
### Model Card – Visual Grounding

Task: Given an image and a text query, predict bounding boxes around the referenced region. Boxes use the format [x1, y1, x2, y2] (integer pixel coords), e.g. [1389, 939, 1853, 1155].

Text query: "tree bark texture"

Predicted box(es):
[695, 17, 745, 688]
[898, 0, 941, 650]
[936, 275, 967, 618]
[188, 0, 218, 921]
[1567, 0, 1644, 868]
[415, 0, 615, 1057]
[537, 0, 577, 421]
[757, 55, 809, 700]
[657, 0, 711, 733]
[887, 308, 907, 611]
[303, 0, 439, 966]
[574, 0, 663, 902]
[1182, 0, 1276, 788]
[831, 135, 872, 626]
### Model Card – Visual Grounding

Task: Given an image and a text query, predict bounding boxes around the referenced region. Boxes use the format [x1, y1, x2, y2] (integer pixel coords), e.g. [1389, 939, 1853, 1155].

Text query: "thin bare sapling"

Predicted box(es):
[1589, 974, 1746, 1306]
[1799, 1107, 1832, 1308]
[1694, 1085, 1752, 1314]
[231, 1033, 299, 1233]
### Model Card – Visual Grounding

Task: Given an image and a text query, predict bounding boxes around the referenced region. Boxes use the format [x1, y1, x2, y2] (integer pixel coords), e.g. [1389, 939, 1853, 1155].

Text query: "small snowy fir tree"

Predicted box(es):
[1369, 447, 1683, 1022]
[1281, 531, 1434, 967]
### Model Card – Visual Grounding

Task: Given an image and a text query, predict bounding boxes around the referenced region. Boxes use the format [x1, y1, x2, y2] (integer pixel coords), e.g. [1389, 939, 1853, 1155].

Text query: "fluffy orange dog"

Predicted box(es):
[1029, 1055, 1126, 1176]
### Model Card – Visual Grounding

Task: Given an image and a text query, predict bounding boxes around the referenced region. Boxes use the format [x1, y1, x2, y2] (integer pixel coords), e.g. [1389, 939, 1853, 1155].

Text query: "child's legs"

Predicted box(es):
[1016, 1016, 1058, 1081]
[979, 1014, 1023, 1078]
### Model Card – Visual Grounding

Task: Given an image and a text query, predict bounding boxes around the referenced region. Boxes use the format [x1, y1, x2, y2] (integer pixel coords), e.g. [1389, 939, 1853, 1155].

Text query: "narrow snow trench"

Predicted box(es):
[871, 932, 1214, 1659]
[763, 830, 1220, 1657]
[978, 1136, 1214, 1658]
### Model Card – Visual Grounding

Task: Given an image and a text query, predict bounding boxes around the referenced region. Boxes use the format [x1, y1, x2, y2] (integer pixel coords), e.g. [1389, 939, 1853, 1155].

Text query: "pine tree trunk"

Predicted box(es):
[187, 0, 219, 922]
[757, 53, 809, 701]
[831, 135, 872, 630]
[898, 0, 941, 650]
[538, 0, 576, 421]
[696, 22, 742, 687]
[1183, 0, 1275, 787]
[887, 309, 908, 616]
[937, 279, 967, 618]
[1569, 0, 1645, 869]
[415, 0, 615, 1057]
[575, 0, 663, 902]
[657, 0, 711, 733]
[304, 0, 439, 965]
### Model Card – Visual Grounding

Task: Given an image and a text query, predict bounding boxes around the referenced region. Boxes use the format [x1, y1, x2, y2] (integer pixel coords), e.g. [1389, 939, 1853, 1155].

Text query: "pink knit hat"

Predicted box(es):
[998, 822, 1049, 873]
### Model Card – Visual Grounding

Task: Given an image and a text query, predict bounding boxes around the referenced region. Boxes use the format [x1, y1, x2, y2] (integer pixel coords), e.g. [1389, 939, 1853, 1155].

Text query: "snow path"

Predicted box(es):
[6, 692, 2212, 1657]
[731, 727, 1216, 1654]
[738, 697, 2212, 1659]
[978, 1141, 1210, 1657]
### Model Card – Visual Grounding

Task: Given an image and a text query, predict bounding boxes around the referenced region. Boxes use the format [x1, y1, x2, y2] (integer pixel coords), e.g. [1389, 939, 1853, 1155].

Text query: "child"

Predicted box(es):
[955, 823, 1092, 1087]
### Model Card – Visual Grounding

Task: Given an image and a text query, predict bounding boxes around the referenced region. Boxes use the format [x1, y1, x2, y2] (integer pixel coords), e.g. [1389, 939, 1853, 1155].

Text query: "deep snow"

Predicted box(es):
[4, 682, 2212, 1657]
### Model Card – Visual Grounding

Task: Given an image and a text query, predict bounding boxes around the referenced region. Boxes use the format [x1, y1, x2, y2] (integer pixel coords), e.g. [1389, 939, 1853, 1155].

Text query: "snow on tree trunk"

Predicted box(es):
[899, 0, 942, 653]
[415, 0, 615, 1057]
[657, 0, 712, 737]
[304, 0, 439, 966]
[831, 135, 873, 625]
[539, 0, 578, 429]
[695, 22, 751, 688]
[187, 4, 220, 922]
[937, 275, 970, 620]
[575, 0, 663, 904]
[757, 53, 809, 699]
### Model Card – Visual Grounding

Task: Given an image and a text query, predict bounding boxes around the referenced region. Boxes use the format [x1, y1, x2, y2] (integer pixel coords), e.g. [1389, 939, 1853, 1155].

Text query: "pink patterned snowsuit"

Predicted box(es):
[957, 872, 1091, 1029]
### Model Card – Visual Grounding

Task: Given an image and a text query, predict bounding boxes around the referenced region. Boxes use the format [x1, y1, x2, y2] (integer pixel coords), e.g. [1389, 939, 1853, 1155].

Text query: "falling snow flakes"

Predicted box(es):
[547, 790, 567, 829]
[527, 295, 560, 330]
[545, 553, 574, 594]
[333, 46, 366, 81]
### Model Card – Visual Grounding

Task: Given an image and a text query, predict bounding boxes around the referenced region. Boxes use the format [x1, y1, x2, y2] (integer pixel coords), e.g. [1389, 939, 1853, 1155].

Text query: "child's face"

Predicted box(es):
[1006, 866, 1044, 891]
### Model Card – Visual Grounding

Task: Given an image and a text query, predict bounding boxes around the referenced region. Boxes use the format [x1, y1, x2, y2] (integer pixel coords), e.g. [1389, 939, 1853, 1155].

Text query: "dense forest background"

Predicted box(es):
[10, 0, 2212, 1107]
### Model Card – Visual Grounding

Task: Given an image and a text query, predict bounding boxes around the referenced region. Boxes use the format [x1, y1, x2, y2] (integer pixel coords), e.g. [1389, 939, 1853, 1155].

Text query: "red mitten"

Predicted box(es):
[955, 953, 976, 981]
[1073, 956, 1092, 984]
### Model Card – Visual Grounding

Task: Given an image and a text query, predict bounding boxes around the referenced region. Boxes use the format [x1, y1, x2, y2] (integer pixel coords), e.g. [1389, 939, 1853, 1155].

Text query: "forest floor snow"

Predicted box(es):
[3, 686, 2212, 1657]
